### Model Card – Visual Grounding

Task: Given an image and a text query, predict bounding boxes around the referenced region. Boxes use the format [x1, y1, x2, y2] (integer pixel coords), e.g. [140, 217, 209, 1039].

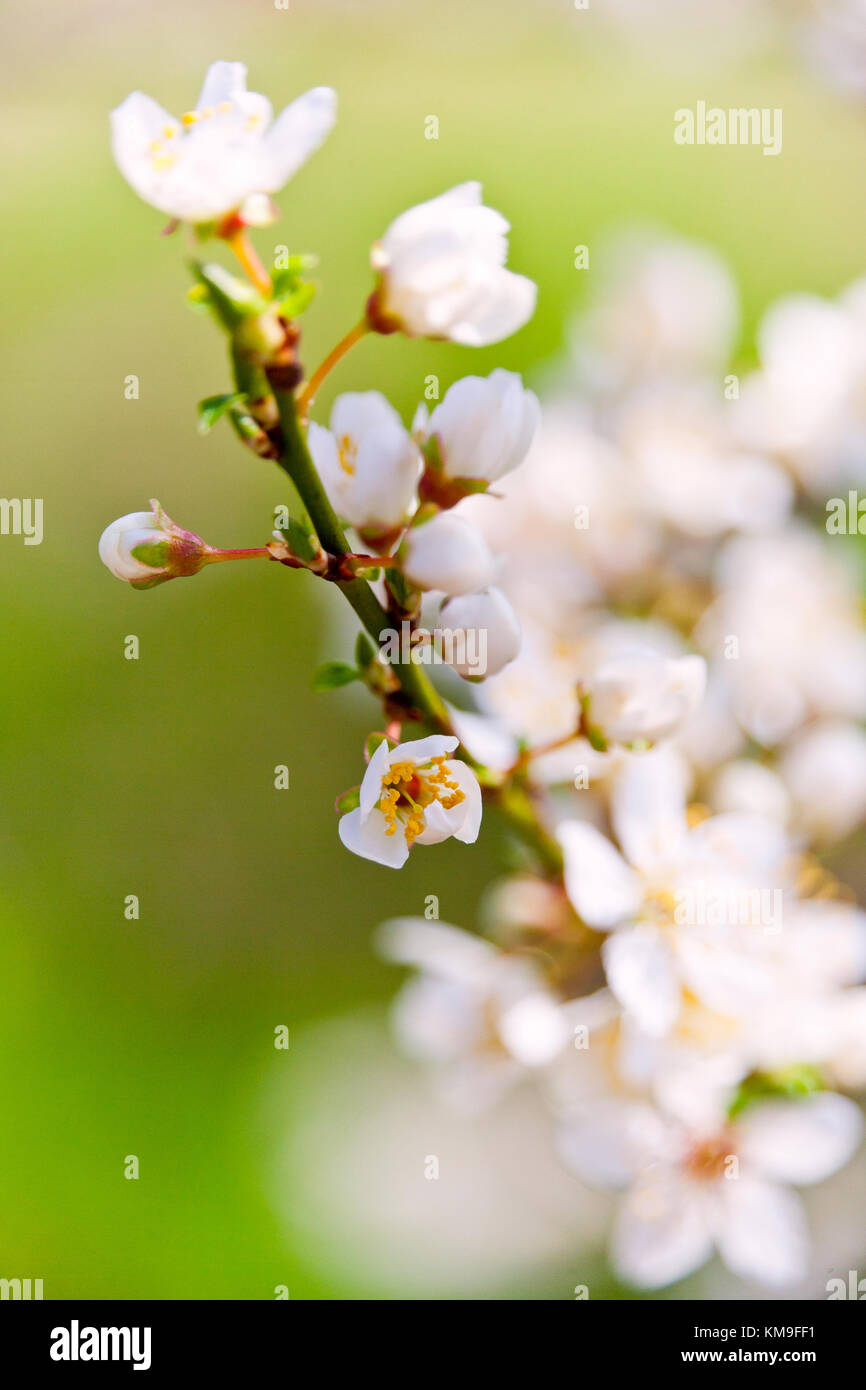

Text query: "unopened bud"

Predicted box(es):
[400, 512, 497, 596]
[98, 500, 211, 589]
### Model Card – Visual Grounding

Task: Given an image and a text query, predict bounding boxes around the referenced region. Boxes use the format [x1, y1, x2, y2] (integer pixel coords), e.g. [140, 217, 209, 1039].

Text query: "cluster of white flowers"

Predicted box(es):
[103, 63, 866, 1295]
[377, 233, 866, 1291]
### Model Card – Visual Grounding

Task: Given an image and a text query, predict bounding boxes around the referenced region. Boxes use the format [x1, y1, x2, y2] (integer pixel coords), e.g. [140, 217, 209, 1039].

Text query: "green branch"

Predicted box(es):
[268, 380, 453, 730]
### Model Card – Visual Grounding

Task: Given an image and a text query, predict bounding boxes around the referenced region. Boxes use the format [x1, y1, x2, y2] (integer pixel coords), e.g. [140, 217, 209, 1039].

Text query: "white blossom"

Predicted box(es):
[780, 720, 866, 842]
[98, 501, 208, 588]
[401, 512, 497, 595]
[571, 232, 739, 395]
[558, 1092, 862, 1289]
[415, 369, 540, 483]
[308, 391, 421, 534]
[111, 61, 336, 224]
[339, 736, 481, 869]
[378, 917, 570, 1108]
[438, 588, 522, 679]
[557, 747, 794, 1038]
[699, 528, 866, 745]
[583, 651, 707, 745]
[367, 183, 536, 346]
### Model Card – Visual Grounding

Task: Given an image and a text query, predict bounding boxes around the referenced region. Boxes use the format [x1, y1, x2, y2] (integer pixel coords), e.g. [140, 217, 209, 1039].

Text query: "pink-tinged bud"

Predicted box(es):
[98, 500, 210, 588]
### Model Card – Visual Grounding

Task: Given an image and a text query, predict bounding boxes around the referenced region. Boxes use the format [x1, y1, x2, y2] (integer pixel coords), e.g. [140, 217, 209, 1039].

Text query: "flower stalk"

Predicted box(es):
[295, 319, 369, 420]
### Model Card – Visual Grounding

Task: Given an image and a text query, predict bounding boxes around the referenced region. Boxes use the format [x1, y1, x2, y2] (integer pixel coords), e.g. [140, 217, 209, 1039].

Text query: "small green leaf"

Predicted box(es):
[285, 516, 318, 563]
[197, 393, 247, 435]
[585, 724, 608, 753]
[728, 1065, 824, 1120]
[190, 261, 265, 331]
[312, 661, 359, 692]
[271, 255, 317, 293]
[385, 567, 413, 609]
[279, 282, 316, 318]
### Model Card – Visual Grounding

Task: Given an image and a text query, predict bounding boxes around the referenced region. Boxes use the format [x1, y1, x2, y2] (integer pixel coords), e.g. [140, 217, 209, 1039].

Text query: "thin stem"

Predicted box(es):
[268, 381, 452, 728]
[296, 320, 369, 420]
[225, 228, 273, 297]
[204, 546, 271, 564]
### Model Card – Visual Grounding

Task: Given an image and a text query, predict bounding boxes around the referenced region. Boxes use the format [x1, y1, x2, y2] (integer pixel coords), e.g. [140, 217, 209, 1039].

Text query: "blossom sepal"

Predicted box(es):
[416, 434, 490, 510]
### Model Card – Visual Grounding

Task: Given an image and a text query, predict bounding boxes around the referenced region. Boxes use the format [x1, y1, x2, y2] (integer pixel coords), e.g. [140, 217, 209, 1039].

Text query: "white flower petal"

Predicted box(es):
[262, 86, 337, 188]
[602, 927, 681, 1037]
[195, 60, 248, 111]
[737, 1093, 863, 1186]
[558, 821, 641, 928]
[376, 918, 495, 980]
[359, 737, 393, 818]
[498, 992, 569, 1066]
[557, 1101, 671, 1189]
[338, 806, 409, 869]
[443, 758, 483, 843]
[713, 1176, 809, 1287]
[612, 1174, 713, 1289]
[611, 746, 689, 875]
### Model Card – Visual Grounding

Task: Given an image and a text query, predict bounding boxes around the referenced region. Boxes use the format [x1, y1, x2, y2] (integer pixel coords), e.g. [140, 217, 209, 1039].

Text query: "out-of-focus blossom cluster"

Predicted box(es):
[378, 232, 866, 1292]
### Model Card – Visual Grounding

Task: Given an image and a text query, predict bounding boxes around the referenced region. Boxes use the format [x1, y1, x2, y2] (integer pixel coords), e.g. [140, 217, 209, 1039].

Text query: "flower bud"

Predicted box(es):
[439, 587, 521, 679]
[366, 182, 536, 346]
[400, 512, 497, 596]
[98, 501, 210, 588]
[582, 652, 707, 746]
[419, 370, 539, 484]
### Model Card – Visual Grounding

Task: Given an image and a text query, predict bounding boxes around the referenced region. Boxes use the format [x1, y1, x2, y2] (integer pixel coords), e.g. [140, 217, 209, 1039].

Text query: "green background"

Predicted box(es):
[1, 0, 865, 1299]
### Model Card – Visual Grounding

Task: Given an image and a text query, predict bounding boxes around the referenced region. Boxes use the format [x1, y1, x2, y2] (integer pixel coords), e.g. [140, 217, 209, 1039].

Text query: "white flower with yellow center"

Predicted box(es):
[111, 60, 336, 225]
[307, 391, 422, 535]
[339, 736, 482, 868]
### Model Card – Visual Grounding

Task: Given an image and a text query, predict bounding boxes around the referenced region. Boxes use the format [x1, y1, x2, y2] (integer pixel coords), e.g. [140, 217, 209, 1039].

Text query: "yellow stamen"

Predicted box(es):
[377, 756, 466, 846]
[337, 434, 357, 476]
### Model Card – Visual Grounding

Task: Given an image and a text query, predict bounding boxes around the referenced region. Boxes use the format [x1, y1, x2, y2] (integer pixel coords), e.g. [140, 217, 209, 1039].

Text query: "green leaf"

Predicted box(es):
[312, 661, 359, 692]
[276, 282, 316, 319]
[285, 516, 318, 563]
[189, 261, 265, 331]
[197, 393, 247, 435]
[385, 567, 413, 609]
[728, 1066, 824, 1120]
[270, 255, 317, 319]
[271, 255, 317, 295]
